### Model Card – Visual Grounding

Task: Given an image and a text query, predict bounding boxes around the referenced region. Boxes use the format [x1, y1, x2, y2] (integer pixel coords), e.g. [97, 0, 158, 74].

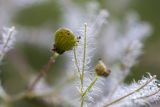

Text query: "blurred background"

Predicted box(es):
[0, 0, 160, 107]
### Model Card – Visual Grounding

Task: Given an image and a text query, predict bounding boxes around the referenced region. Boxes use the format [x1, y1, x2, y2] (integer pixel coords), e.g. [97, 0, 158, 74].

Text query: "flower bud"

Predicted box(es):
[95, 60, 111, 77]
[53, 28, 77, 54]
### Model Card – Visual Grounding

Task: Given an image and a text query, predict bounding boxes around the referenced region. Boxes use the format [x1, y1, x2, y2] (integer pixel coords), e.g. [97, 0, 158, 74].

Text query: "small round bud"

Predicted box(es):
[53, 28, 77, 54]
[95, 60, 111, 77]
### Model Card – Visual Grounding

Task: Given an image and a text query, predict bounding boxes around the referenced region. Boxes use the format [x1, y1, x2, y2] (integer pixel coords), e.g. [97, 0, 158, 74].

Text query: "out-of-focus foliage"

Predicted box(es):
[127, 0, 160, 81]
[0, 0, 160, 107]
[14, 1, 63, 27]
[1, 44, 68, 94]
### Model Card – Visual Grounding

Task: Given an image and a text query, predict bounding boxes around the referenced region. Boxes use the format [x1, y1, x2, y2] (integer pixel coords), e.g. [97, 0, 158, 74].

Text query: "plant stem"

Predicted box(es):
[81, 23, 87, 88]
[80, 23, 87, 107]
[103, 75, 156, 107]
[80, 98, 84, 107]
[73, 47, 81, 73]
[27, 52, 59, 91]
[80, 76, 99, 107]
[82, 76, 99, 97]
[136, 88, 160, 100]
[0, 27, 15, 61]
[74, 47, 81, 76]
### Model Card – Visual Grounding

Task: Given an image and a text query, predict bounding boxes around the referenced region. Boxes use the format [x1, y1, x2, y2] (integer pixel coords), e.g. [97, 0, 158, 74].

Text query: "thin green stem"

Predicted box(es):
[81, 23, 87, 90]
[80, 76, 99, 107]
[80, 98, 84, 107]
[103, 75, 156, 107]
[80, 23, 87, 107]
[73, 46, 83, 93]
[74, 47, 81, 75]
[82, 76, 99, 97]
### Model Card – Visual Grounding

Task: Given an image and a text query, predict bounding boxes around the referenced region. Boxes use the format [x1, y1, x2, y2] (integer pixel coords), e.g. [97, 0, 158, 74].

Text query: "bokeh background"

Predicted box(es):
[0, 0, 160, 107]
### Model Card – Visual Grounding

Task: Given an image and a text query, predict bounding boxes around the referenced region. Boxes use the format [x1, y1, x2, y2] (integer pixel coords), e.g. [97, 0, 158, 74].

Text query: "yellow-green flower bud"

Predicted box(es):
[95, 60, 111, 77]
[53, 28, 77, 54]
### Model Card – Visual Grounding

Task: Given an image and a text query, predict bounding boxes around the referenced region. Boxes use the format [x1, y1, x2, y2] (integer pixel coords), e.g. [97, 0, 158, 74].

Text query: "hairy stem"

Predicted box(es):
[82, 76, 99, 97]
[81, 23, 87, 87]
[136, 88, 160, 100]
[74, 47, 82, 78]
[27, 52, 59, 91]
[103, 75, 156, 107]
[80, 23, 87, 107]
[80, 76, 99, 107]
[0, 27, 15, 61]
[74, 47, 81, 73]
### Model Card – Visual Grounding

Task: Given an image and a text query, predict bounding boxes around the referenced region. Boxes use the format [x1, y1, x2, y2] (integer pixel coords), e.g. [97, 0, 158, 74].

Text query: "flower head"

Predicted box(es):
[53, 28, 77, 54]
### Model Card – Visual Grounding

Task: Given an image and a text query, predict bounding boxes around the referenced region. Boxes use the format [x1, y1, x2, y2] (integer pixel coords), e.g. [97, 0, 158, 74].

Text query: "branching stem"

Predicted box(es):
[103, 75, 156, 107]
[80, 23, 87, 107]
[27, 52, 59, 91]
[136, 88, 160, 100]
[82, 76, 99, 97]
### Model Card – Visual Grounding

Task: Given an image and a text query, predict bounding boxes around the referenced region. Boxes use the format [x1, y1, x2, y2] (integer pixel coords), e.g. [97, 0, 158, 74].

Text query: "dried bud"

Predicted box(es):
[53, 28, 77, 54]
[95, 60, 111, 77]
